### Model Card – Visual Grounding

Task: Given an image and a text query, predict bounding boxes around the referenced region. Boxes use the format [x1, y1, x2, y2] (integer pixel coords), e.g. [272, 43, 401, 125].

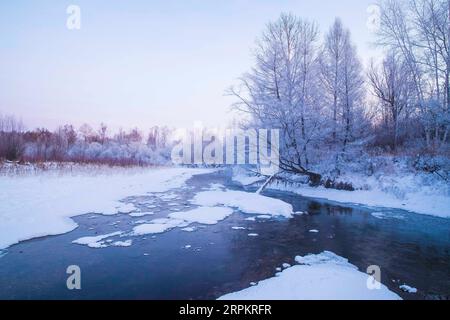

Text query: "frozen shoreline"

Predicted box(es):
[233, 169, 450, 218]
[267, 182, 450, 218]
[0, 167, 214, 250]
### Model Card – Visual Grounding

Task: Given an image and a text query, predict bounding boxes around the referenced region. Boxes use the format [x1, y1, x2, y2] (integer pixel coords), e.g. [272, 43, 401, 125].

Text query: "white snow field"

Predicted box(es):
[0, 167, 213, 249]
[192, 190, 294, 218]
[219, 251, 402, 300]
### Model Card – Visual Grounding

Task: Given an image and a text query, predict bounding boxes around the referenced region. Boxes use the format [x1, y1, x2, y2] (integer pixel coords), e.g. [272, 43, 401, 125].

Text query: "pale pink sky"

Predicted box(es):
[0, 0, 381, 132]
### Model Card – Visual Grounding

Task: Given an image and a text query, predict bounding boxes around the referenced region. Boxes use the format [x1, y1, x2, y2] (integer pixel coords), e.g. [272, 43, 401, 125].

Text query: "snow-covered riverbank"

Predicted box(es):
[233, 168, 450, 218]
[0, 166, 298, 250]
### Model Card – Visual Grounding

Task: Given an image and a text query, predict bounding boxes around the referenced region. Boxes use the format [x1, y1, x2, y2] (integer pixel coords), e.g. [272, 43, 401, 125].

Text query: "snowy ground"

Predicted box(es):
[233, 168, 450, 218]
[0, 167, 296, 250]
[0, 167, 213, 249]
[219, 251, 402, 300]
[1, 165, 444, 300]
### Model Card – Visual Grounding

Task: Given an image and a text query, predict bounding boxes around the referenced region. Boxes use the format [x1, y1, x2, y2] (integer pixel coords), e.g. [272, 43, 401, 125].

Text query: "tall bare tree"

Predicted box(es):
[229, 13, 323, 178]
[320, 18, 365, 168]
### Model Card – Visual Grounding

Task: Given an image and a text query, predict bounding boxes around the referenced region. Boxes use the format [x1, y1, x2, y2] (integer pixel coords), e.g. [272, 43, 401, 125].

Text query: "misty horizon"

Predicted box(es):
[1, 0, 380, 131]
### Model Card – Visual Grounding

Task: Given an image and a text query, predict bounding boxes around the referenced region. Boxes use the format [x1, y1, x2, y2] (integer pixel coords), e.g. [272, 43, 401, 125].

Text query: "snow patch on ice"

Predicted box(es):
[112, 240, 132, 247]
[169, 207, 234, 225]
[192, 190, 293, 218]
[129, 211, 155, 217]
[219, 251, 401, 300]
[399, 284, 417, 293]
[132, 223, 174, 235]
[132, 217, 189, 236]
[72, 231, 122, 248]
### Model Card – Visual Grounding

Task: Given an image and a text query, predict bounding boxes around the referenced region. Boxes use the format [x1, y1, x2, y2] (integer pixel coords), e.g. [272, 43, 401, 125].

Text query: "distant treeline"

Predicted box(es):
[0, 115, 173, 166]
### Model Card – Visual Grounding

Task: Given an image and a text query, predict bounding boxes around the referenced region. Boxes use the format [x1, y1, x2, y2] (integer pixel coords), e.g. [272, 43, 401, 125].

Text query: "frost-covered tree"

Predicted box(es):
[0, 114, 25, 161]
[319, 18, 366, 172]
[376, 0, 450, 150]
[368, 52, 415, 151]
[320, 18, 347, 144]
[229, 13, 323, 179]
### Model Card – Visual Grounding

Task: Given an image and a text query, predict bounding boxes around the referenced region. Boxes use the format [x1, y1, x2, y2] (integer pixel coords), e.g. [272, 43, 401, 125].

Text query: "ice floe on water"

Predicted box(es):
[129, 211, 155, 217]
[309, 229, 319, 233]
[248, 233, 259, 237]
[132, 223, 175, 235]
[130, 206, 235, 237]
[132, 218, 188, 236]
[218, 251, 402, 300]
[191, 190, 294, 218]
[169, 207, 234, 225]
[112, 240, 133, 247]
[72, 231, 122, 248]
[371, 211, 405, 220]
[399, 284, 417, 293]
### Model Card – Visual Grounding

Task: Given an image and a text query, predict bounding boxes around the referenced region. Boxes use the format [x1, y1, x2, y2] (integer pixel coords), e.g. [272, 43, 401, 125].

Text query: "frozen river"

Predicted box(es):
[0, 170, 449, 299]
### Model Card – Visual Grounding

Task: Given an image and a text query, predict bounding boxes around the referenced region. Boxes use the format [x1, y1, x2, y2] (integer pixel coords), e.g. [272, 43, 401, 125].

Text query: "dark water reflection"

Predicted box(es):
[0, 170, 449, 300]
